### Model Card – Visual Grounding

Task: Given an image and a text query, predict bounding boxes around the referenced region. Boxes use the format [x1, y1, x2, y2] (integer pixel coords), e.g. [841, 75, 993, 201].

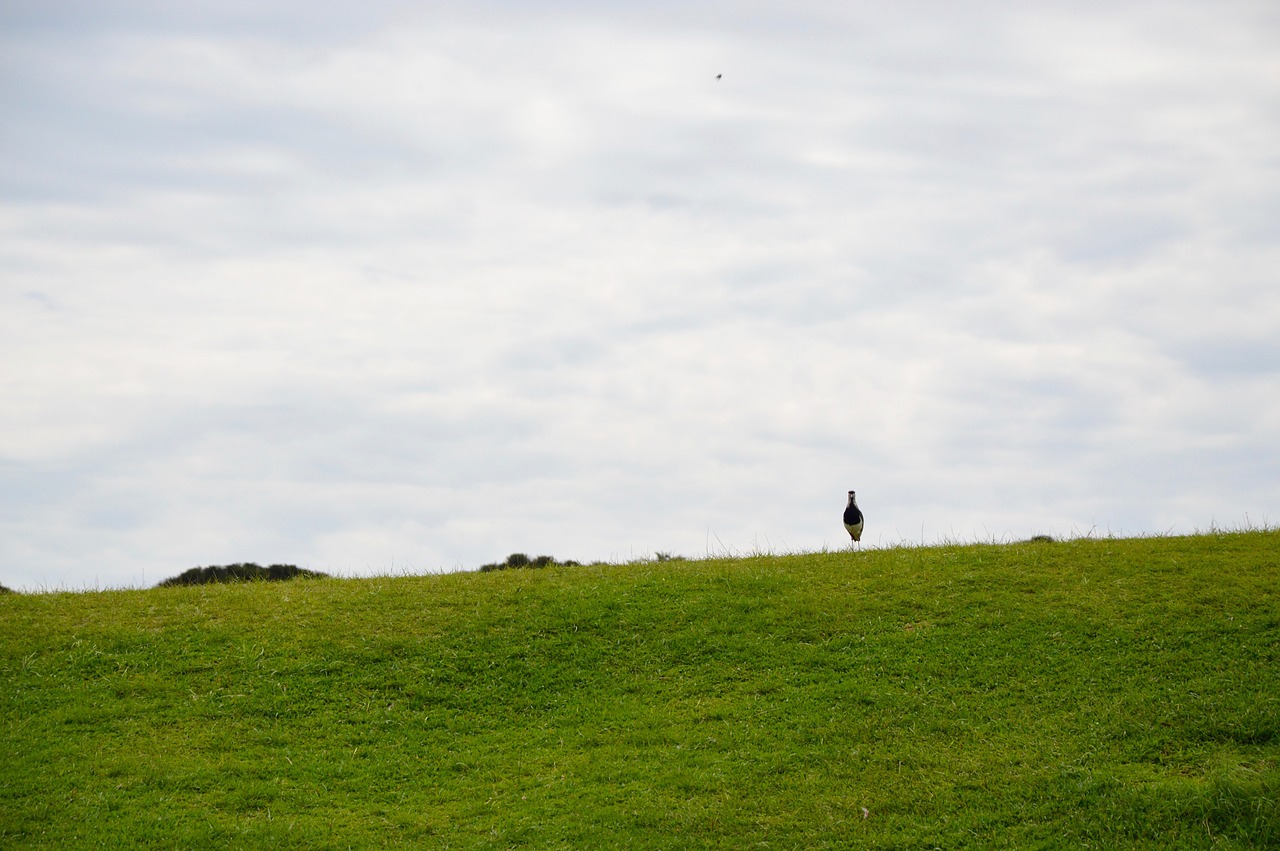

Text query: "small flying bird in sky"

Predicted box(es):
[843, 490, 864, 546]
[715, 73, 722, 80]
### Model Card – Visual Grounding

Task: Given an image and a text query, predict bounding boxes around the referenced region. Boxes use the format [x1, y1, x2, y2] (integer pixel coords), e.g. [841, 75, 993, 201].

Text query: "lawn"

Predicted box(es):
[2, 531, 1277, 847]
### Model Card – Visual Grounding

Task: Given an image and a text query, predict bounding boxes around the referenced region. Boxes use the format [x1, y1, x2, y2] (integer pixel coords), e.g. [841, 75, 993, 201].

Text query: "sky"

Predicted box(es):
[2, 0, 1278, 591]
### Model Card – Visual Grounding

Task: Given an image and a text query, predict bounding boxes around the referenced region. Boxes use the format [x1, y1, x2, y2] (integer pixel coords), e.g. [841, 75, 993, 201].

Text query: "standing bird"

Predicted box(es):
[843, 490, 864, 546]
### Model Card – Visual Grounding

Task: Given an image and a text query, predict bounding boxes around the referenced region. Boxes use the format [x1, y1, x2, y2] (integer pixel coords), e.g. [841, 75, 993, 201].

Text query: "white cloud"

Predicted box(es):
[2, 1, 1277, 590]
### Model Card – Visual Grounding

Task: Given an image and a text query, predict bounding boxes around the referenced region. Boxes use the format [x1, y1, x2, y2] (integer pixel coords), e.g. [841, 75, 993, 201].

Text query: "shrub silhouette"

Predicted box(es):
[0, 583, 13, 594]
[479, 553, 580, 572]
[157, 563, 328, 587]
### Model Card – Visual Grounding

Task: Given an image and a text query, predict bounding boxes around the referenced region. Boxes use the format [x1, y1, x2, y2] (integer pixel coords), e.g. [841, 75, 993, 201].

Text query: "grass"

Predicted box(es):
[2, 530, 1277, 848]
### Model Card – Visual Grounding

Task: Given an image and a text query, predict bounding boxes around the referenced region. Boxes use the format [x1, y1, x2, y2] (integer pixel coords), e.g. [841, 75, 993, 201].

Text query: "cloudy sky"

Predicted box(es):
[2, 0, 1277, 590]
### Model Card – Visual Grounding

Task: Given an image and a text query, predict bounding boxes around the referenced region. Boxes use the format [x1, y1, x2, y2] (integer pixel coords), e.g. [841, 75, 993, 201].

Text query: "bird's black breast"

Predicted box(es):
[843, 504, 863, 525]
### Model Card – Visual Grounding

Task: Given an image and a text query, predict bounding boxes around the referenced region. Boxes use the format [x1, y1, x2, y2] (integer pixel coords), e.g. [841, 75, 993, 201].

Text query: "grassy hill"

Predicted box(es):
[2, 531, 1277, 848]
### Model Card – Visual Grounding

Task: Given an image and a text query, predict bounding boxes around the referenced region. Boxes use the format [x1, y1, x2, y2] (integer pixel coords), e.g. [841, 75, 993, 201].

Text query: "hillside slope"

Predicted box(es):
[2, 532, 1278, 848]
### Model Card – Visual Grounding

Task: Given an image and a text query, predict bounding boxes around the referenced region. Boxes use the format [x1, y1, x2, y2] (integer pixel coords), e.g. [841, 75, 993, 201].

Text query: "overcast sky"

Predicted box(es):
[2, 0, 1278, 590]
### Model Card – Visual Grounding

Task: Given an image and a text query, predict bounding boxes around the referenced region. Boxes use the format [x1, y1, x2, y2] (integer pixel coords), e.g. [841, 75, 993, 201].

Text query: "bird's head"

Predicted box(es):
[847, 490, 857, 503]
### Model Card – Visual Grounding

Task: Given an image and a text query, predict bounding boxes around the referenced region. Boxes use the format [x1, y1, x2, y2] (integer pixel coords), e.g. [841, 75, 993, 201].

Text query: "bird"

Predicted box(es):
[715, 73, 722, 80]
[843, 490, 864, 545]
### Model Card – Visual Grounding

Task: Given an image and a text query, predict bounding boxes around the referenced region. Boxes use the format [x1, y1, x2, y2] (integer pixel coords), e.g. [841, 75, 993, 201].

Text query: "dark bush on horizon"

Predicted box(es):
[0, 583, 13, 594]
[479, 553, 581, 572]
[157, 563, 329, 587]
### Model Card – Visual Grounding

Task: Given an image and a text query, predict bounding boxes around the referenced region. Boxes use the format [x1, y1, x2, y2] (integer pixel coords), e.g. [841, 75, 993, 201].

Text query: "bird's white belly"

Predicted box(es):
[845, 520, 863, 542]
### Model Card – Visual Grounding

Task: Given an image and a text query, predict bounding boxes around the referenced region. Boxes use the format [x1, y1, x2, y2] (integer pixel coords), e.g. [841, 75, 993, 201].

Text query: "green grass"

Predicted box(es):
[2, 531, 1278, 848]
